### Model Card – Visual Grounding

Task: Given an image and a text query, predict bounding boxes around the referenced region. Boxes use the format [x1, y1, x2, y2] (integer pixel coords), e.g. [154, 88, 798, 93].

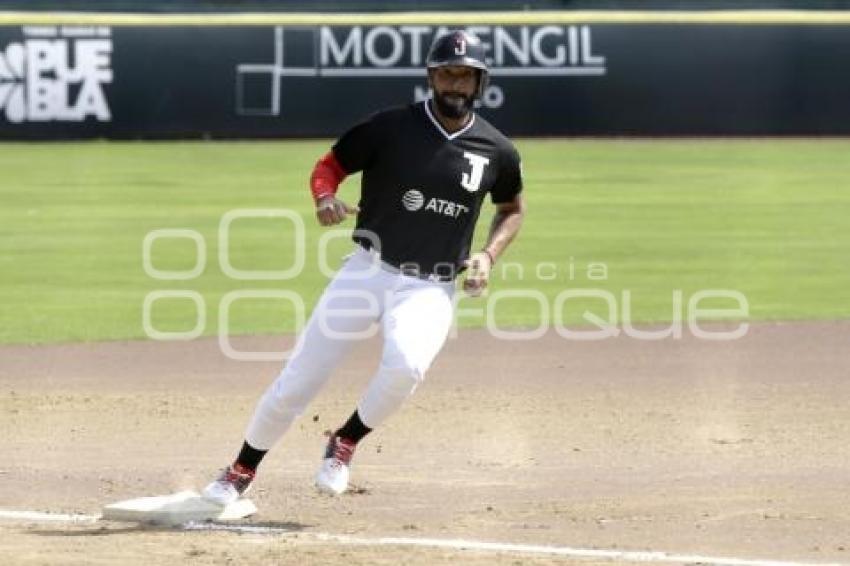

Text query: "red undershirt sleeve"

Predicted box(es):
[309, 151, 348, 204]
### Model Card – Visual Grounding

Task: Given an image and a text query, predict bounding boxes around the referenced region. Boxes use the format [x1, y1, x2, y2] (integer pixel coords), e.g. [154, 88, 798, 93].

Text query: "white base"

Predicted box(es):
[102, 490, 256, 526]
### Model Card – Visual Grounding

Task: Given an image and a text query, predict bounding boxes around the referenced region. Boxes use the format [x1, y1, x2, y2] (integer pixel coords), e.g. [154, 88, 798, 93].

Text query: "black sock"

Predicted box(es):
[335, 410, 372, 444]
[235, 441, 267, 472]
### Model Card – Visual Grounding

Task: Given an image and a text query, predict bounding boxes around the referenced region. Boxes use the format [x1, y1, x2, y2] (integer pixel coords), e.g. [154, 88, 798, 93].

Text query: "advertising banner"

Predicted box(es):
[1, 22, 848, 138]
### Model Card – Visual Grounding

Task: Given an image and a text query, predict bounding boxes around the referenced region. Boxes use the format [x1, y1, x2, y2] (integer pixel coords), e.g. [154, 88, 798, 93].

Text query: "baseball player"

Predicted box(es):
[203, 30, 524, 504]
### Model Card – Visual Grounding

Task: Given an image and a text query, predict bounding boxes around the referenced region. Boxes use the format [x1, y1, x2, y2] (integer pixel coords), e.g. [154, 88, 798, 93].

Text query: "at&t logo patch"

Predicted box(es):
[402, 189, 425, 211]
[401, 188, 470, 219]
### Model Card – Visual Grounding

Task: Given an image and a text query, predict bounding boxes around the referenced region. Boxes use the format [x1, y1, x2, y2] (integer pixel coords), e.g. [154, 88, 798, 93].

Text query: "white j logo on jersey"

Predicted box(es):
[460, 152, 490, 193]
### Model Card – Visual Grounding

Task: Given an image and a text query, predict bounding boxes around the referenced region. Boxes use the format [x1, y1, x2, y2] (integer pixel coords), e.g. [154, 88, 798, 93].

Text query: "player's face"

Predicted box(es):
[429, 65, 478, 119]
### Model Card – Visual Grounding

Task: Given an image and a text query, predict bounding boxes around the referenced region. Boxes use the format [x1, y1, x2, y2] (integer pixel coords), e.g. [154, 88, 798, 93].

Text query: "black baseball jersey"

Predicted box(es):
[332, 100, 523, 278]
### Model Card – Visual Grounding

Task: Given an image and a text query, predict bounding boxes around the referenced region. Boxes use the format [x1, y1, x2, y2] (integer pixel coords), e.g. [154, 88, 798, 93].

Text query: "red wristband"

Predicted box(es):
[310, 151, 347, 204]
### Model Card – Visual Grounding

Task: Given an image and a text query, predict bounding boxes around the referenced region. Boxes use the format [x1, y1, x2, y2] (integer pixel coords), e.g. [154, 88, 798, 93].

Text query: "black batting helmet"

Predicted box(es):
[426, 30, 489, 98]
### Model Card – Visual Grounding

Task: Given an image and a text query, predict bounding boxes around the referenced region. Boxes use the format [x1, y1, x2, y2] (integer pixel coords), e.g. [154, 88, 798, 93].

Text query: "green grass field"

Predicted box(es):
[1, 139, 849, 344]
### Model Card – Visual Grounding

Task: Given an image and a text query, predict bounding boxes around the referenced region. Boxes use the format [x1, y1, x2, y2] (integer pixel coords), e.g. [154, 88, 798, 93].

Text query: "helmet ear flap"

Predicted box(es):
[476, 70, 489, 99]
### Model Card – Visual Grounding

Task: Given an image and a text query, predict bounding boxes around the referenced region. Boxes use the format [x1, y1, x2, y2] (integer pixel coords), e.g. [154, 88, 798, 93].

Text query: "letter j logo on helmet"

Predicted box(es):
[454, 38, 466, 56]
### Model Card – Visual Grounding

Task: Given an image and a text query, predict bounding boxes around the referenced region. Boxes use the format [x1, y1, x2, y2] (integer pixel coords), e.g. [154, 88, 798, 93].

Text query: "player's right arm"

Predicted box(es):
[309, 111, 386, 226]
[310, 151, 358, 226]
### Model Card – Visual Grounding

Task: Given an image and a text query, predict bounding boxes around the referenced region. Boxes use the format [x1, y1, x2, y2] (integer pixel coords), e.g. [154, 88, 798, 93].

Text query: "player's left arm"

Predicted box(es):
[464, 193, 525, 297]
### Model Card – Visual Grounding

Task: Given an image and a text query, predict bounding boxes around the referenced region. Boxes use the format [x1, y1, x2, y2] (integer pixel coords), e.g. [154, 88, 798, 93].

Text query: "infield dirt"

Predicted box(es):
[1, 322, 848, 565]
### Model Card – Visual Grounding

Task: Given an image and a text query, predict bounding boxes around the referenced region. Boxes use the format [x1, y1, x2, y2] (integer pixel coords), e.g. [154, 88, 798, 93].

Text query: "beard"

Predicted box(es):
[432, 90, 475, 119]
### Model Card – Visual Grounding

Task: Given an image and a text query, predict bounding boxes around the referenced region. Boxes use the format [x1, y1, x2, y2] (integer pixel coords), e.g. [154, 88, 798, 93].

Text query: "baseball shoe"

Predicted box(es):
[315, 434, 357, 495]
[202, 463, 255, 506]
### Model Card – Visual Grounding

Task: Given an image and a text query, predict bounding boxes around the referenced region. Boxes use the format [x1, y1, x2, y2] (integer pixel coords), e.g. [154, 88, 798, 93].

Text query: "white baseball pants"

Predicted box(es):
[245, 246, 456, 450]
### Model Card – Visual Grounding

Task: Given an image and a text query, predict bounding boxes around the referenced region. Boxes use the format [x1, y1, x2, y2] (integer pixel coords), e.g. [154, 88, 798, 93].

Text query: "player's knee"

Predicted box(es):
[373, 368, 420, 404]
[267, 375, 318, 415]
[382, 353, 426, 385]
[257, 390, 303, 424]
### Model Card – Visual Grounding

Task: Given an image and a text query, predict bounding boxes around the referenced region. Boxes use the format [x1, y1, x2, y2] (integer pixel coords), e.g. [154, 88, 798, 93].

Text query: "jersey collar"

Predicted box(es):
[423, 100, 476, 141]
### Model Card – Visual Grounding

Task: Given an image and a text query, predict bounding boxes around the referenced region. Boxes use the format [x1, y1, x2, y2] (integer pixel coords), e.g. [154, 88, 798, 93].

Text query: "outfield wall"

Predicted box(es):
[1, 12, 849, 138]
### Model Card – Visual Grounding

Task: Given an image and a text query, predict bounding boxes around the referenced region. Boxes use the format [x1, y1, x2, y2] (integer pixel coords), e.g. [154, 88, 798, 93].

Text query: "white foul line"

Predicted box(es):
[1, 509, 846, 566]
[182, 521, 847, 566]
[0, 510, 99, 523]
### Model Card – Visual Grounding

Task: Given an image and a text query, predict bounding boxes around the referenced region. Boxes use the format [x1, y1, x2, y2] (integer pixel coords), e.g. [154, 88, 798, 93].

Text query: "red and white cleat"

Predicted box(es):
[202, 463, 255, 506]
[315, 434, 356, 496]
